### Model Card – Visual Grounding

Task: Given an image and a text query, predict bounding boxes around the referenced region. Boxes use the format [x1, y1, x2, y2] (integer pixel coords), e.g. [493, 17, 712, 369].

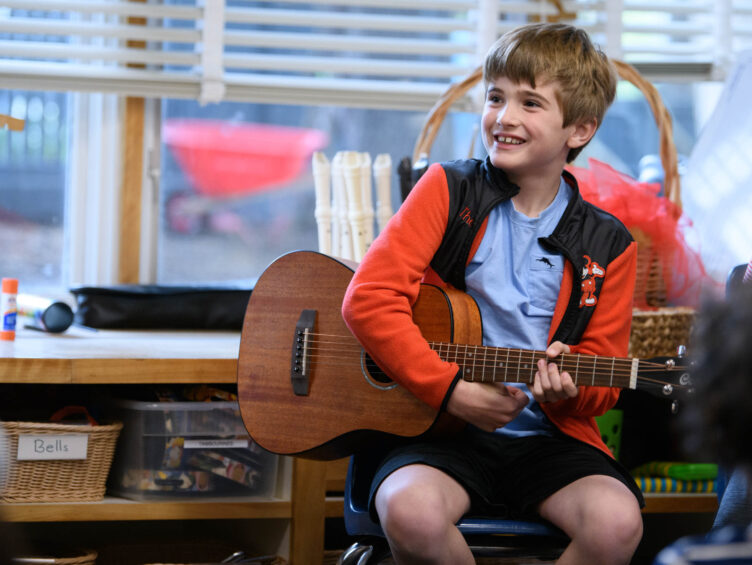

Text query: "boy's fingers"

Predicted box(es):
[561, 371, 579, 397]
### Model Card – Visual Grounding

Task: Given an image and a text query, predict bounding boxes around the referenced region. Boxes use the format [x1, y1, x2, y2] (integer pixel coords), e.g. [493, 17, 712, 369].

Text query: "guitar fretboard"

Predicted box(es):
[429, 342, 638, 390]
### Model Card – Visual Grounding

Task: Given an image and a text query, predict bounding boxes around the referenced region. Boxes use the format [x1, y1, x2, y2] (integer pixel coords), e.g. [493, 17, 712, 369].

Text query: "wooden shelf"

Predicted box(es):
[642, 493, 718, 514]
[0, 328, 239, 384]
[0, 493, 710, 526]
[0, 496, 292, 522]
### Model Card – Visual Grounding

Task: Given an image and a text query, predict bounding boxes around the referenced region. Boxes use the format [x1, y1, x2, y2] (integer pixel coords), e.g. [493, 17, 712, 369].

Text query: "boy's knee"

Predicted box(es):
[377, 489, 453, 555]
[604, 505, 643, 547]
[583, 502, 643, 561]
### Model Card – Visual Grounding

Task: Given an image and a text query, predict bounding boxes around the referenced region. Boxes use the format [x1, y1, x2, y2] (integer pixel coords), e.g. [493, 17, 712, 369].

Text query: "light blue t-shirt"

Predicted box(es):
[465, 177, 572, 437]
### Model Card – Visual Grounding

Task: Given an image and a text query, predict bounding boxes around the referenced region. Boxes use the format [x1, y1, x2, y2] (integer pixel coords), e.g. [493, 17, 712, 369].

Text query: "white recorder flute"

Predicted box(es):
[359, 152, 375, 250]
[312, 152, 332, 255]
[343, 151, 368, 261]
[332, 151, 352, 260]
[373, 153, 394, 234]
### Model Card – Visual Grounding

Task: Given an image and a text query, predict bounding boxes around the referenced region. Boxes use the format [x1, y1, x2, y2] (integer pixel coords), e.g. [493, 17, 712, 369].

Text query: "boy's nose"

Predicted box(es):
[496, 105, 518, 126]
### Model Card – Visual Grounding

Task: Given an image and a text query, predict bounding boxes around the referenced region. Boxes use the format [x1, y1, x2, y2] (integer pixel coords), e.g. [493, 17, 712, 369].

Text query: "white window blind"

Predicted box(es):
[1, 0, 751, 110]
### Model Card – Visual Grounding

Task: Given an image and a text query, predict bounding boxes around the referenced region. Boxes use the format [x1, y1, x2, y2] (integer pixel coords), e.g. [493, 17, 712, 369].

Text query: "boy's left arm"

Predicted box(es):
[545, 240, 638, 418]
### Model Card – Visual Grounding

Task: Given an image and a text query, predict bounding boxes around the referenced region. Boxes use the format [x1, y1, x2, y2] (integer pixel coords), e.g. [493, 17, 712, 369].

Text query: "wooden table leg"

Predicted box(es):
[290, 457, 327, 565]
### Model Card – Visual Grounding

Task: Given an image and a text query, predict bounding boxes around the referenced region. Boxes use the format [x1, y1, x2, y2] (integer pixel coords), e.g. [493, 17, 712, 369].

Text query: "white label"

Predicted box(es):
[183, 439, 249, 449]
[17, 434, 89, 460]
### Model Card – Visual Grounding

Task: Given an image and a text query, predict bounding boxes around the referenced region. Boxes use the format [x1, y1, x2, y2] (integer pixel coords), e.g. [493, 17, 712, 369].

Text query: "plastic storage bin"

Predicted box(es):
[108, 400, 277, 500]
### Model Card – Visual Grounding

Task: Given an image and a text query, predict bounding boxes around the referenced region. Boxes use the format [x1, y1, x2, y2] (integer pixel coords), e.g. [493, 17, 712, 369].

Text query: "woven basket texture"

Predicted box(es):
[629, 307, 695, 359]
[1, 421, 122, 503]
[411, 59, 692, 360]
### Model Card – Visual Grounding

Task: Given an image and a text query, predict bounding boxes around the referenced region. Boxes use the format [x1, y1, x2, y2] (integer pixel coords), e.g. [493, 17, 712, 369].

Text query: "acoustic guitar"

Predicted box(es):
[237, 250, 691, 460]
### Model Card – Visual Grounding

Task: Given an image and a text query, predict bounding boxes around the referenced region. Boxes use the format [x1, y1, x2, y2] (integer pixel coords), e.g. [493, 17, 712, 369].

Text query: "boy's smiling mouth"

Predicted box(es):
[494, 135, 524, 145]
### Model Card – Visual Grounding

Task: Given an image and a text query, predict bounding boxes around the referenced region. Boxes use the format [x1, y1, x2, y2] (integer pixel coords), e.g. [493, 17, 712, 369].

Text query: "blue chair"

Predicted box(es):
[337, 452, 569, 564]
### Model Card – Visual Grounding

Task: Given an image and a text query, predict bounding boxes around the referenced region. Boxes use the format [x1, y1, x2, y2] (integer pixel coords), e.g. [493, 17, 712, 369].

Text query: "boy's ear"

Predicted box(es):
[567, 117, 598, 149]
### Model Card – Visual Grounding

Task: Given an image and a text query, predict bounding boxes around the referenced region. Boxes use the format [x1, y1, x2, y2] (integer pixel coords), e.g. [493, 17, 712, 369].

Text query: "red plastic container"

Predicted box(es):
[163, 119, 329, 197]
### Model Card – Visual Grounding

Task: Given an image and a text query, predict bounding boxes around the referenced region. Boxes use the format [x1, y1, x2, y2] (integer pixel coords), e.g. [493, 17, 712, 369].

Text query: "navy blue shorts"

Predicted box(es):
[369, 426, 645, 520]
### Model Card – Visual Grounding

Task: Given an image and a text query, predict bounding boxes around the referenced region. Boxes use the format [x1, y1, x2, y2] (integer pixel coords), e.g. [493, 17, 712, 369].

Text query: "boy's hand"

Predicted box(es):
[446, 379, 529, 432]
[532, 341, 578, 403]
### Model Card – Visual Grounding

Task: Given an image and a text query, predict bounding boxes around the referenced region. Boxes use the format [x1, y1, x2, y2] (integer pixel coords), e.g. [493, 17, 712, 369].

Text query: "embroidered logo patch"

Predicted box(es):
[536, 257, 555, 269]
[580, 254, 605, 307]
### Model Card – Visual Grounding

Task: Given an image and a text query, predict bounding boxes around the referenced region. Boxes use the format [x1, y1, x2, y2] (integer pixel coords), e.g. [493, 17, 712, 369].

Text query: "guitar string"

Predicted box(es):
[299, 332, 688, 374]
[299, 351, 688, 389]
[301, 336, 686, 376]
[302, 343, 683, 377]
[291, 333, 690, 387]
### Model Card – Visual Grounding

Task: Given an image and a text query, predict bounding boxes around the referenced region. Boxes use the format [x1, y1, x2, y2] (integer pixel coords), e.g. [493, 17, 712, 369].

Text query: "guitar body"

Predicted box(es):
[237, 250, 482, 460]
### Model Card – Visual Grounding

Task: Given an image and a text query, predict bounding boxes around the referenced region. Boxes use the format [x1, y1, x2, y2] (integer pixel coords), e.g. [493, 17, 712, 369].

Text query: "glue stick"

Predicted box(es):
[1, 278, 18, 341]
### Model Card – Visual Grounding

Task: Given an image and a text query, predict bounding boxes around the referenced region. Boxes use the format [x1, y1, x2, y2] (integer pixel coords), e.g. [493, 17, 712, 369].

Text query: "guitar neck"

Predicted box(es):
[430, 342, 638, 390]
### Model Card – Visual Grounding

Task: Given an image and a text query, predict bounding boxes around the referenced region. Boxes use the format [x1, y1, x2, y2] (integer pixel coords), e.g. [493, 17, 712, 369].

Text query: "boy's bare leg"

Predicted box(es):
[539, 474, 643, 565]
[374, 464, 474, 564]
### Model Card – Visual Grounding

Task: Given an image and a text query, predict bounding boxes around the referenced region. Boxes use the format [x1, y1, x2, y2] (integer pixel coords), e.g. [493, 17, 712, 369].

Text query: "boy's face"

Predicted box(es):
[481, 75, 591, 182]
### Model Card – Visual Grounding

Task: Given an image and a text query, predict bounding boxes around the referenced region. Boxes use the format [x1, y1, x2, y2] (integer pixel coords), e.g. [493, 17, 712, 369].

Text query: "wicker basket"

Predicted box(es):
[629, 307, 695, 359]
[13, 549, 97, 565]
[410, 59, 692, 360]
[1, 420, 122, 503]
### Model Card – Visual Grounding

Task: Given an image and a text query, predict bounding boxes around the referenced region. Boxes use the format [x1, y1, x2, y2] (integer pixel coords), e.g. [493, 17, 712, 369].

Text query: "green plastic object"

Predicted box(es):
[631, 461, 719, 480]
[595, 409, 623, 460]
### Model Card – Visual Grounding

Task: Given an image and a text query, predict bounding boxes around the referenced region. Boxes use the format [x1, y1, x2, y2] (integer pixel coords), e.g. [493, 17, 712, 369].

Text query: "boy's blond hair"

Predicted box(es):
[484, 22, 617, 162]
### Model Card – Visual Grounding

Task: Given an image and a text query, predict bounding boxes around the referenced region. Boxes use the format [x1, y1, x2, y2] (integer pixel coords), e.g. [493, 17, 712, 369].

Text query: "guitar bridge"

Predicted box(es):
[291, 309, 317, 396]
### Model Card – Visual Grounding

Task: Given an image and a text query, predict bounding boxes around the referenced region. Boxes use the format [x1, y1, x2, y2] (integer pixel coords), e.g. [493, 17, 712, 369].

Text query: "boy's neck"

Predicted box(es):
[510, 173, 563, 218]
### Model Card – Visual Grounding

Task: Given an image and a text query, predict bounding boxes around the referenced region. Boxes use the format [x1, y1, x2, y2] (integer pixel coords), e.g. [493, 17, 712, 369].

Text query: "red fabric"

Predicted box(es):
[567, 158, 711, 308]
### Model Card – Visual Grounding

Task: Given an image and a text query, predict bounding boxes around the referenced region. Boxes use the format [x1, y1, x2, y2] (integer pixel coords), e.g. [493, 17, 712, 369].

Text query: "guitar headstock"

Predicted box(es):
[636, 346, 693, 413]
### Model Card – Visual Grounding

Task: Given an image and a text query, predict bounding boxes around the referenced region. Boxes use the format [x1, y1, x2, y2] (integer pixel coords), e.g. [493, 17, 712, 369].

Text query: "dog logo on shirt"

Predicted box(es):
[580, 254, 605, 307]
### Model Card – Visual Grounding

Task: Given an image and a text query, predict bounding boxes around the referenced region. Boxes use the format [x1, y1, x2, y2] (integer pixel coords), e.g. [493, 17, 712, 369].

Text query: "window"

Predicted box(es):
[0, 90, 69, 295]
[0, 1, 746, 291]
[157, 98, 480, 282]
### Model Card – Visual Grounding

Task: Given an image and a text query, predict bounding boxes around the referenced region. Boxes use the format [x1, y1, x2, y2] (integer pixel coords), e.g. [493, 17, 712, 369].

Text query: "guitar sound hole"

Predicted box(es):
[360, 352, 397, 390]
[365, 354, 392, 383]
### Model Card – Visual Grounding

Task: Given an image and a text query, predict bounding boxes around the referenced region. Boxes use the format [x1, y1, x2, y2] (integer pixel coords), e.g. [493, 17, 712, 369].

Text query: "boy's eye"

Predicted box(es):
[524, 99, 541, 108]
[487, 93, 503, 104]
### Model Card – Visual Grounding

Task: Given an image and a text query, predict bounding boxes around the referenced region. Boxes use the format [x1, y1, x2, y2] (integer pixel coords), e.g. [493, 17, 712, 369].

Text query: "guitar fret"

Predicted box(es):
[505, 349, 510, 382]
[493, 347, 498, 383]
[592, 356, 597, 386]
[575, 354, 580, 386]
[610, 357, 615, 387]
[480, 345, 486, 382]
[529, 351, 535, 384]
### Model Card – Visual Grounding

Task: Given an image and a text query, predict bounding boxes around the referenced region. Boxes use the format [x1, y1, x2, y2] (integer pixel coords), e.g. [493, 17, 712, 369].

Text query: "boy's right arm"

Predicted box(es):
[341, 164, 530, 429]
[342, 163, 459, 411]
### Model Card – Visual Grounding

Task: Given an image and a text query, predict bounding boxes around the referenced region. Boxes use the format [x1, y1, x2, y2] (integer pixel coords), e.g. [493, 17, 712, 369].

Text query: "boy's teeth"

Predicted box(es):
[498, 136, 522, 144]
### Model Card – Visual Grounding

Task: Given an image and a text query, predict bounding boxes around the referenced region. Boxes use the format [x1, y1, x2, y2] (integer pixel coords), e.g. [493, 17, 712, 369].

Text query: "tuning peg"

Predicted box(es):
[676, 345, 687, 358]
[671, 400, 679, 414]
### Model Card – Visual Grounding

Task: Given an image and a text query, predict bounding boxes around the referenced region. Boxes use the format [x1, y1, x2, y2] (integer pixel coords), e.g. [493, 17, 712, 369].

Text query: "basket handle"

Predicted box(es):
[50, 405, 99, 426]
[411, 60, 681, 212]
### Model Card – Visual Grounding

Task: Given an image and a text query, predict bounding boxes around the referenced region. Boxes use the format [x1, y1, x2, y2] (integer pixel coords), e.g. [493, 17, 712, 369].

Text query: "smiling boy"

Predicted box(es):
[342, 23, 642, 564]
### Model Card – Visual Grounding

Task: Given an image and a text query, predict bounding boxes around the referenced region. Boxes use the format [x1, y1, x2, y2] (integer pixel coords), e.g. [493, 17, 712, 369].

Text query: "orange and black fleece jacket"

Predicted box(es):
[342, 158, 637, 456]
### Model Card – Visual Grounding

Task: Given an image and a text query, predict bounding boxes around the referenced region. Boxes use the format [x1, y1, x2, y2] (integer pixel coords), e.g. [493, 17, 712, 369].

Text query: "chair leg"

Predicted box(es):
[337, 538, 391, 565]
